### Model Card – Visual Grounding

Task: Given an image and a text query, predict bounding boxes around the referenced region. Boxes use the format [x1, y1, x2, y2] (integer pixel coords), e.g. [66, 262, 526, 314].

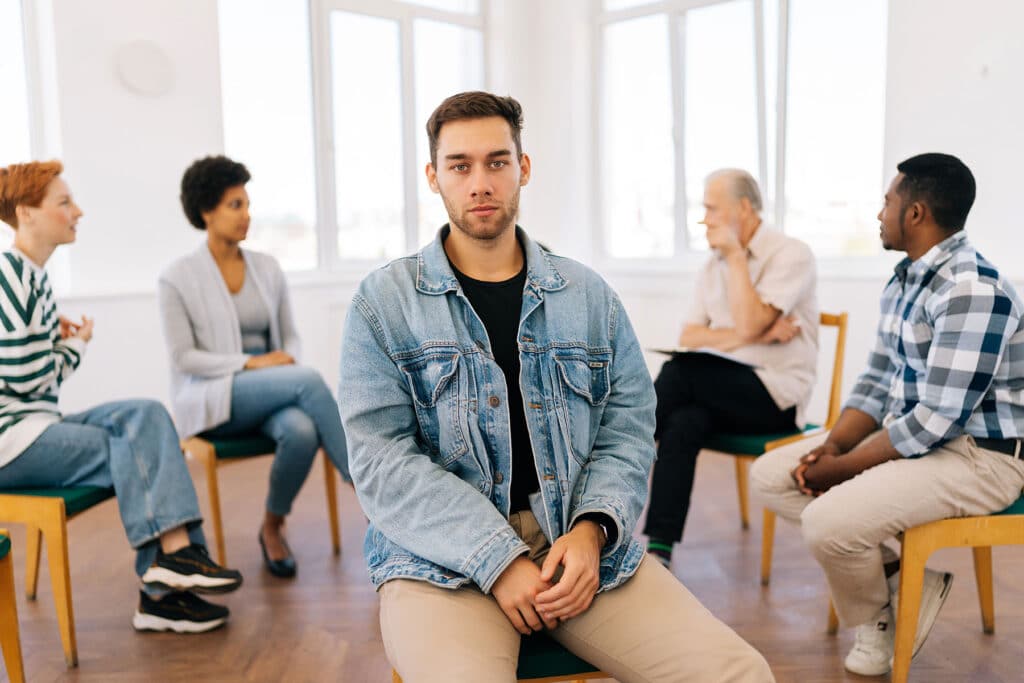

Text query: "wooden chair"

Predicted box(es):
[0, 486, 115, 667]
[1, 529, 26, 683]
[391, 631, 607, 682]
[703, 312, 848, 532]
[891, 494, 1024, 683]
[180, 434, 341, 565]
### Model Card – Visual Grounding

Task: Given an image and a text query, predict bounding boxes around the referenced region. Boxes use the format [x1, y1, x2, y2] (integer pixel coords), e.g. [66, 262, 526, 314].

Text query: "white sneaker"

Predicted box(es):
[889, 568, 954, 658]
[844, 604, 895, 676]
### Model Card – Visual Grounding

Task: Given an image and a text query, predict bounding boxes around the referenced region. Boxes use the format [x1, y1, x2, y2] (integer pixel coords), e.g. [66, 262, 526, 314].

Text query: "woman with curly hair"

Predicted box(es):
[0, 160, 242, 633]
[158, 155, 350, 579]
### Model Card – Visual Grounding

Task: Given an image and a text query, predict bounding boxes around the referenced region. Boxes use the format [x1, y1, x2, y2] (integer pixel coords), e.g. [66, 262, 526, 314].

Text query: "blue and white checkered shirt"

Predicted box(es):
[845, 231, 1024, 456]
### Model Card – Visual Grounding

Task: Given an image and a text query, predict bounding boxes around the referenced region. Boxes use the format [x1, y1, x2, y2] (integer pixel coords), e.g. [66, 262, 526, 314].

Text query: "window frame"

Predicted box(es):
[309, 0, 488, 272]
[593, 0, 769, 272]
[594, 0, 892, 279]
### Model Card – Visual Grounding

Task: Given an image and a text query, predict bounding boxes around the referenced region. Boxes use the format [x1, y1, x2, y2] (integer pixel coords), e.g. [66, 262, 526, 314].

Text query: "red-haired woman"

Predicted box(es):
[0, 161, 242, 633]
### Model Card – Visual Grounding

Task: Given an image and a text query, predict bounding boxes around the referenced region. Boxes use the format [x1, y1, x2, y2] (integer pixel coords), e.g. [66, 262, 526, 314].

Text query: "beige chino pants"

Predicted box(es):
[380, 510, 773, 683]
[750, 432, 1024, 628]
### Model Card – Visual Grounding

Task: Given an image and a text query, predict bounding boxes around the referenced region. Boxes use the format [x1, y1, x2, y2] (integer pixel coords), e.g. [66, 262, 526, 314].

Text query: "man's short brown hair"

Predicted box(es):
[0, 160, 64, 229]
[426, 91, 524, 167]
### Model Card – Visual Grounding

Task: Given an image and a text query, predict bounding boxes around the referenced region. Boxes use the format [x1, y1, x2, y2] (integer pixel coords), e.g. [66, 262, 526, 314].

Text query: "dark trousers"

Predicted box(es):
[643, 353, 797, 544]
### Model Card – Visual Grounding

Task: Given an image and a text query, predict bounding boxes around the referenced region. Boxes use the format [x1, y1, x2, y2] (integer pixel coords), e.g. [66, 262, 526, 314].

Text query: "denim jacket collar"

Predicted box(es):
[416, 225, 568, 296]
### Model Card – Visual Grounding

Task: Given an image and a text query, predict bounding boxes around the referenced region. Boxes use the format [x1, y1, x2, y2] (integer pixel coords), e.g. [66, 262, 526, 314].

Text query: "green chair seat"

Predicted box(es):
[0, 486, 115, 517]
[516, 632, 600, 679]
[0, 533, 9, 559]
[995, 495, 1024, 516]
[704, 424, 821, 456]
[206, 435, 277, 460]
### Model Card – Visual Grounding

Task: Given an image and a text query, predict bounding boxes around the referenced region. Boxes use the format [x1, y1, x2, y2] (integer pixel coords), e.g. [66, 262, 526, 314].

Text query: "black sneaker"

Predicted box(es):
[132, 590, 229, 633]
[141, 544, 243, 594]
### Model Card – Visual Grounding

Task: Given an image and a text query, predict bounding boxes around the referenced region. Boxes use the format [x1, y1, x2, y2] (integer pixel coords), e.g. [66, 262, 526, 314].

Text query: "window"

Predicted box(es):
[218, 0, 319, 271]
[217, 0, 485, 271]
[0, 0, 31, 165]
[600, 15, 674, 258]
[318, 0, 485, 265]
[598, 0, 767, 260]
[783, 0, 887, 258]
[597, 0, 888, 262]
[683, 0, 759, 251]
[0, 0, 33, 251]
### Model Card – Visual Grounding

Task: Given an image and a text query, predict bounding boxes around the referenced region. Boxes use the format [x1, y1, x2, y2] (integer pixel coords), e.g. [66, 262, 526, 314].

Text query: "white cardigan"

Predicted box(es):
[157, 246, 301, 438]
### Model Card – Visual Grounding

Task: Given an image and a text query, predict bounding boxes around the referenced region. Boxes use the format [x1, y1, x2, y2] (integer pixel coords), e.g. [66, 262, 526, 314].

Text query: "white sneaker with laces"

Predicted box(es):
[889, 568, 954, 658]
[844, 604, 895, 676]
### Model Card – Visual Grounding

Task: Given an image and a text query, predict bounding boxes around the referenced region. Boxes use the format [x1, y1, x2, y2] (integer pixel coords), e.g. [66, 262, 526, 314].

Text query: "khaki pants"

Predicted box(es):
[750, 432, 1024, 628]
[380, 511, 773, 683]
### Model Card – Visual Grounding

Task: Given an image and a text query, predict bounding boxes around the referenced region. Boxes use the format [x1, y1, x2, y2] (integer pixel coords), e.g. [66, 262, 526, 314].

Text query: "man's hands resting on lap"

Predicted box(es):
[491, 520, 605, 633]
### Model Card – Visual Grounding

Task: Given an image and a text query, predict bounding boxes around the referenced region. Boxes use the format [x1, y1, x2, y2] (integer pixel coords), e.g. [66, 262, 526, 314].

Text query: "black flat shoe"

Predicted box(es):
[258, 529, 297, 578]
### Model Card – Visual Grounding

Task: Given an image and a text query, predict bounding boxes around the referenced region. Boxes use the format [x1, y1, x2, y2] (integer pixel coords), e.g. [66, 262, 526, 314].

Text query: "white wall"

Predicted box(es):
[884, 0, 1024, 270]
[41, 0, 1024, 426]
[52, 0, 223, 296]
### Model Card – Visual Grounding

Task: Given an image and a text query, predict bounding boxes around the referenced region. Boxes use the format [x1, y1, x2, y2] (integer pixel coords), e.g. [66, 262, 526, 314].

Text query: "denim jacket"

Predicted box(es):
[339, 227, 656, 594]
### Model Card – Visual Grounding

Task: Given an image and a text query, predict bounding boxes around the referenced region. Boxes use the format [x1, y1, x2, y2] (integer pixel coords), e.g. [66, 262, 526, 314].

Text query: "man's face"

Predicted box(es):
[426, 116, 530, 241]
[700, 176, 742, 248]
[877, 174, 907, 252]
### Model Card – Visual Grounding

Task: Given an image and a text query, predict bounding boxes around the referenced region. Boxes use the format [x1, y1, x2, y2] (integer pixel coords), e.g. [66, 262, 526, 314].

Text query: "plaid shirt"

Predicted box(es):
[845, 231, 1024, 456]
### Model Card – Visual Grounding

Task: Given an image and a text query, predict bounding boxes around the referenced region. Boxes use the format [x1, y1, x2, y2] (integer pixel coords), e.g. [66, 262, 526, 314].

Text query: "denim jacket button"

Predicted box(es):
[488, 395, 501, 408]
[494, 472, 504, 484]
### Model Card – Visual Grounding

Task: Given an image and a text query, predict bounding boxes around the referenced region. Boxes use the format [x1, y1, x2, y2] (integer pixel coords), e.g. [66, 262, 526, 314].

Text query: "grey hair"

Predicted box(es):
[705, 168, 763, 213]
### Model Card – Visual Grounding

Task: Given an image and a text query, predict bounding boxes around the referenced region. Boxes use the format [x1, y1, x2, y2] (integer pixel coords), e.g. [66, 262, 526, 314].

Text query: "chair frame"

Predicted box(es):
[0, 494, 96, 667]
[181, 437, 341, 565]
[726, 312, 848, 531]
[891, 511, 1024, 683]
[1, 528, 26, 683]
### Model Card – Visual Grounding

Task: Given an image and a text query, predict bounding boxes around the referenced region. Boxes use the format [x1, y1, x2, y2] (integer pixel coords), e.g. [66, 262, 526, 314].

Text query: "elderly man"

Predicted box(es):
[644, 169, 818, 567]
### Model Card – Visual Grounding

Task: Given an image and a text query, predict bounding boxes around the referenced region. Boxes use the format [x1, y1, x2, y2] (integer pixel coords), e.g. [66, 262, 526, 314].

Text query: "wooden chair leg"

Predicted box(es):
[183, 439, 226, 564]
[760, 509, 776, 586]
[892, 532, 929, 683]
[734, 456, 752, 530]
[323, 450, 341, 555]
[392, 669, 402, 683]
[206, 454, 226, 566]
[827, 599, 839, 635]
[24, 523, 41, 600]
[972, 545, 995, 634]
[0, 533, 27, 683]
[40, 504, 77, 668]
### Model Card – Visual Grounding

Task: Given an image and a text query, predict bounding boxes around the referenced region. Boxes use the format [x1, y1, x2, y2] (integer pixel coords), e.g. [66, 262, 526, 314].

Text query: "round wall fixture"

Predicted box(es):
[114, 40, 175, 97]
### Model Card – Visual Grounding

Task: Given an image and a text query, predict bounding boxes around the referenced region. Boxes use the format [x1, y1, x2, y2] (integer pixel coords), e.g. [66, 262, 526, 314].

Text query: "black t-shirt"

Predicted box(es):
[450, 257, 540, 513]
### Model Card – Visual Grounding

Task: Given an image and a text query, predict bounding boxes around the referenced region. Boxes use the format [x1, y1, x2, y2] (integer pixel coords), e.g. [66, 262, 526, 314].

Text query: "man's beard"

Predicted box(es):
[880, 211, 905, 252]
[442, 189, 520, 241]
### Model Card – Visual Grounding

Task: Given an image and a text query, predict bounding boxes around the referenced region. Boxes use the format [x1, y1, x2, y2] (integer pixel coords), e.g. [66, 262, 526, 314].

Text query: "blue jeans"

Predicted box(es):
[0, 400, 206, 578]
[201, 365, 351, 517]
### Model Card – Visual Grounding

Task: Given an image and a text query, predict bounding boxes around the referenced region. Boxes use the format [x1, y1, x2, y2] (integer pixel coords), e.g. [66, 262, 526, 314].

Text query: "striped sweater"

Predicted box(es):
[0, 249, 86, 468]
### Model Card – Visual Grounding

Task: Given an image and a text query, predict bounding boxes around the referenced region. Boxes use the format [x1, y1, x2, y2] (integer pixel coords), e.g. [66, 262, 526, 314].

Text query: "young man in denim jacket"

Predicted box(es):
[339, 91, 773, 682]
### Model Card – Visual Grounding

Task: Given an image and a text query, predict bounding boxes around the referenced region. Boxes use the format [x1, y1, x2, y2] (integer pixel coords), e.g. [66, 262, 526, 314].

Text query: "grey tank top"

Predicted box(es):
[232, 271, 271, 355]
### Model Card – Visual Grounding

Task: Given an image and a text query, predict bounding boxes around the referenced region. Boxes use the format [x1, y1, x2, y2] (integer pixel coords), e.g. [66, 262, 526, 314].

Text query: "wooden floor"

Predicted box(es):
[2, 451, 1023, 682]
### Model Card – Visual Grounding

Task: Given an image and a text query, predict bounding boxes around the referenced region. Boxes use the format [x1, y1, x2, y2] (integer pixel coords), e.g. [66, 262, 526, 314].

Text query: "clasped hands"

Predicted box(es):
[490, 520, 604, 635]
[59, 315, 94, 342]
[790, 441, 856, 496]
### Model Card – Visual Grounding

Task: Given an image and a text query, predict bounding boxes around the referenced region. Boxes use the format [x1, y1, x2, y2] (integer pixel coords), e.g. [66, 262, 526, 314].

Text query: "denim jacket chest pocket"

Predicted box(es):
[397, 347, 470, 466]
[551, 348, 612, 467]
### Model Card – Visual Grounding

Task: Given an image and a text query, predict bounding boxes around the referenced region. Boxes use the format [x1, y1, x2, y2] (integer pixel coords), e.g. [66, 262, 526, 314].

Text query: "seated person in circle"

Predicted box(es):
[158, 155, 351, 578]
[0, 160, 242, 633]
